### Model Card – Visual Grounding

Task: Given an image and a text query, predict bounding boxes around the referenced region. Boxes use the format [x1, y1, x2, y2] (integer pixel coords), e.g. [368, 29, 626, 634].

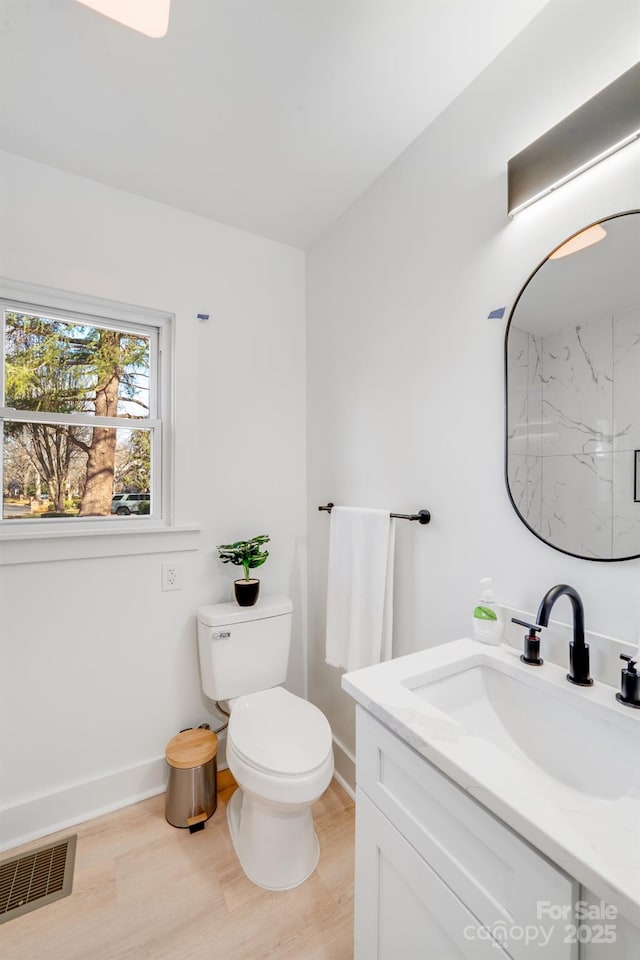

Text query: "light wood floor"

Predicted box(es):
[0, 773, 355, 960]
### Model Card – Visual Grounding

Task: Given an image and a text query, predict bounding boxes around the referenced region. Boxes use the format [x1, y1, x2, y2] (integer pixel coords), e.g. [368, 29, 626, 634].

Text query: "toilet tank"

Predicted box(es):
[197, 595, 293, 701]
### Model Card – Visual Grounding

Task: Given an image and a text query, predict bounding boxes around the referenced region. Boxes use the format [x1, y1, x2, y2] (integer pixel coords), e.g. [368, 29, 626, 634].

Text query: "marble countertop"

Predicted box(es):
[342, 638, 640, 929]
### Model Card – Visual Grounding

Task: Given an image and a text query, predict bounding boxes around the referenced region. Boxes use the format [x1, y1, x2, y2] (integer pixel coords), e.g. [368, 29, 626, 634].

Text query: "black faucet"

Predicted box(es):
[512, 584, 593, 687]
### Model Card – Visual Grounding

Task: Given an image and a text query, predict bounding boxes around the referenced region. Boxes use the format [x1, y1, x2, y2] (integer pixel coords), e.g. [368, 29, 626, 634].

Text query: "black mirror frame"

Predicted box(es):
[504, 209, 640, 563]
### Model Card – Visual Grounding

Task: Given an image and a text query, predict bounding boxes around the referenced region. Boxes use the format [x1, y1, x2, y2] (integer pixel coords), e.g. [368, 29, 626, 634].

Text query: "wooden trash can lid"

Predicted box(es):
[165, 729, 218, 769]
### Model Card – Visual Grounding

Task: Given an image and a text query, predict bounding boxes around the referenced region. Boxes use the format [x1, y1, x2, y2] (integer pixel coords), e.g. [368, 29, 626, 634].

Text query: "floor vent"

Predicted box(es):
[0, 835, 77, 924]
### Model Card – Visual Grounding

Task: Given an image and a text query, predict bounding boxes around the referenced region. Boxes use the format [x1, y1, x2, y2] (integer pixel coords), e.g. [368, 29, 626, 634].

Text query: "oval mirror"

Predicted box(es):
[505, 210, 640, 561]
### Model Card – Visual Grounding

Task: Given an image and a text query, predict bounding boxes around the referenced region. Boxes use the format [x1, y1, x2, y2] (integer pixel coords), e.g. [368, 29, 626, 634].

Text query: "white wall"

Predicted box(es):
[0, 152, 307, 847]
[306, 0, 640, 785]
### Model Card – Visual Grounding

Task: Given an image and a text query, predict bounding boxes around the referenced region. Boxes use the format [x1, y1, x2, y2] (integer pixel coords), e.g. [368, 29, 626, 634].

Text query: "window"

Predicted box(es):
[1, 283, 172, 531]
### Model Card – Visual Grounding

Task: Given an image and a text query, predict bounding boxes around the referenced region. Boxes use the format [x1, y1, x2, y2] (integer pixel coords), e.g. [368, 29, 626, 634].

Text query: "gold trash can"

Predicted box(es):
[165, 728, 218, 832]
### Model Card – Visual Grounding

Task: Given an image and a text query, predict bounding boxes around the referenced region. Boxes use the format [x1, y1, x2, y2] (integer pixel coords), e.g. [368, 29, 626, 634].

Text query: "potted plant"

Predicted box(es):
[217, 534, 270, 606]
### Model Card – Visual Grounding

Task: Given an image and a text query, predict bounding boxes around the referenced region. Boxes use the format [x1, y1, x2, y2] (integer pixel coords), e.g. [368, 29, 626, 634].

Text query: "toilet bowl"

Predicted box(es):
[225, 686, 334, 890]
[196, 595, 334, 889]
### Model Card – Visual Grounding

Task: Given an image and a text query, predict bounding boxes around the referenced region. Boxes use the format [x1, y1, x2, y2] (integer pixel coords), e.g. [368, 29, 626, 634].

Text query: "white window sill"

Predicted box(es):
[0, 522, 201, 565]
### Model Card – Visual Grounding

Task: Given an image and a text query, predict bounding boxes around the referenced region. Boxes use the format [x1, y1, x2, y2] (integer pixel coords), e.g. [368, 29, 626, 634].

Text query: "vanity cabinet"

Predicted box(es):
[355, 707, 578, 960]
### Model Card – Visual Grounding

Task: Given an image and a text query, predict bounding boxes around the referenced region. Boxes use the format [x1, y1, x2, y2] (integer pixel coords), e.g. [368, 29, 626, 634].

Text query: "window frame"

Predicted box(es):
[0, 277, 180, 550]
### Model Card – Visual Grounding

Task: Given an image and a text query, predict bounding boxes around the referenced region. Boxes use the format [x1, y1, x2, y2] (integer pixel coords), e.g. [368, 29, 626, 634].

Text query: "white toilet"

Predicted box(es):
[197, 595, 334, 890]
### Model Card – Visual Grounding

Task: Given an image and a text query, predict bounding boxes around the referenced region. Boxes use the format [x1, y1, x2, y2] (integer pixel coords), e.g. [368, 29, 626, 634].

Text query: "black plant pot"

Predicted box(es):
[234, 578, 260, 606]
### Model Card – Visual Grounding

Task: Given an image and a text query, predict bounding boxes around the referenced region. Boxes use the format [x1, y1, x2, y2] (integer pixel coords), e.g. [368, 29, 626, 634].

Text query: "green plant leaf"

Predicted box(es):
[216, 535, 271, 572]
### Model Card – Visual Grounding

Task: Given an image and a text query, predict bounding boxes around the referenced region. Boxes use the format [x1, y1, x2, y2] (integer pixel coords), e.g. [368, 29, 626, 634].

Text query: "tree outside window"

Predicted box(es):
[1, 300, 160, 523]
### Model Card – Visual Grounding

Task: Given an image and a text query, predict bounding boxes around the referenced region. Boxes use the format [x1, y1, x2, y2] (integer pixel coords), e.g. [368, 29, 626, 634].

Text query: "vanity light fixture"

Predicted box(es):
[76, 0, 170, 38]
[508, 61, 640, 216]
[549, 223, 607, 260]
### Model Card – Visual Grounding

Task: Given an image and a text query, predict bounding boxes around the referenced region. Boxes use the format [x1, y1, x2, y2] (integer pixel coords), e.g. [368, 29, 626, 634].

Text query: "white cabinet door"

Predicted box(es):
[355, 789, 512, 960]
[356, 708, 578, 960]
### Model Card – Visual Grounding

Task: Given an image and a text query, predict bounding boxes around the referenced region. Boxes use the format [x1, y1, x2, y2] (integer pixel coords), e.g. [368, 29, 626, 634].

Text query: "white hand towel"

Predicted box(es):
[325, 507, 396, 672]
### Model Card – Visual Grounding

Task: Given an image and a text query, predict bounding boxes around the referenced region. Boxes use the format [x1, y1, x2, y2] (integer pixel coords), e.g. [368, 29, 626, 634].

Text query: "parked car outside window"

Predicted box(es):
[111, 493, 151, 515]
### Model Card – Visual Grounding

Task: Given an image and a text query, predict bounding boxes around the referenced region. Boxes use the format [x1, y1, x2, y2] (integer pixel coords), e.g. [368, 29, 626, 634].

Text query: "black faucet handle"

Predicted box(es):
[511, 618, 544, 665]
[617, 654, 640, 708]
[511, 617, 542, 633]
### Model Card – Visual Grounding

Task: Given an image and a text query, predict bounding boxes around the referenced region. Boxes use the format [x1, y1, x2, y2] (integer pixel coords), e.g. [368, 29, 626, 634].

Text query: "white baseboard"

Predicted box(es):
[331, 734, 355, 799]
[332, 768, 355, 802]
[1, 733, 350, 853]
[0, 757, 167, 853]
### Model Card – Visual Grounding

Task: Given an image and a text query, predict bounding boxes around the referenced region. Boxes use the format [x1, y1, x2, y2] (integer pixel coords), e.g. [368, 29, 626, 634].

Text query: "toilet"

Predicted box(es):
[197, 595, 334, 890]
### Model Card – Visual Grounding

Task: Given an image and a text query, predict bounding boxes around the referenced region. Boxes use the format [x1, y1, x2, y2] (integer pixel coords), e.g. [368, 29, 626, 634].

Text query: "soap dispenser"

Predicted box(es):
[616, 654, 640, 709]
[472, 577, 504, 646]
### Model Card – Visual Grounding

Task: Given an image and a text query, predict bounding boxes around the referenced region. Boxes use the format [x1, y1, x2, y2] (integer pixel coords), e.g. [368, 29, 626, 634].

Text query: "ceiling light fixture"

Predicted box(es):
[77, 0, 170, 39]
[549, 223, 607, 260]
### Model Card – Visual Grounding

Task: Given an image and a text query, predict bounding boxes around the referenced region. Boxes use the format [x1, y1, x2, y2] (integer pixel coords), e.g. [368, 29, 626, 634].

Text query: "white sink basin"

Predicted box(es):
[407, 660, 637, 799]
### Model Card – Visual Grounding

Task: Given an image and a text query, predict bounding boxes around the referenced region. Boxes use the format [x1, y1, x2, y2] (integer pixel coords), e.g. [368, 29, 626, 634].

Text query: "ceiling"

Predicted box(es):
[0, 0, 549, 247]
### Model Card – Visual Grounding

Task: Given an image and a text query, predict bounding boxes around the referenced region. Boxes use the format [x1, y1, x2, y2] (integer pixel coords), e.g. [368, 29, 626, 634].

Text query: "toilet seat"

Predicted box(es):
[228, 687, 332, 777]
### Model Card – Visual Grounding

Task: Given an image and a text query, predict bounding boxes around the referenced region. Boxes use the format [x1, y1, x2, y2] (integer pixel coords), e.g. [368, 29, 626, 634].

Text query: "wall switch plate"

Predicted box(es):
[161, 562, 181, 591]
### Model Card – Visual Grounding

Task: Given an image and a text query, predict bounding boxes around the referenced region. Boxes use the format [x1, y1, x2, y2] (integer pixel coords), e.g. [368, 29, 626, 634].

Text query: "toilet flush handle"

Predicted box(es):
[213, 631, 231, 640]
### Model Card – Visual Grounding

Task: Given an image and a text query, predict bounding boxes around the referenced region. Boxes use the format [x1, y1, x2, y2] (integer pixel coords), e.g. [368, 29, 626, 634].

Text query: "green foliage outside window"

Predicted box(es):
[3, 309, 152, 517]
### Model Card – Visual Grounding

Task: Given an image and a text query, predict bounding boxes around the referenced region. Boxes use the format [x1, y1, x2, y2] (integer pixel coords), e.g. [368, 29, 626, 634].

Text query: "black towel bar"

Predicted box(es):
[318, 502, 430, 524]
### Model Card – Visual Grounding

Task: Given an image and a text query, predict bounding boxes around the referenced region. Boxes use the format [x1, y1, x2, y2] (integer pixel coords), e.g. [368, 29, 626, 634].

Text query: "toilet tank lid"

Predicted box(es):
[198, 594, 292, 627]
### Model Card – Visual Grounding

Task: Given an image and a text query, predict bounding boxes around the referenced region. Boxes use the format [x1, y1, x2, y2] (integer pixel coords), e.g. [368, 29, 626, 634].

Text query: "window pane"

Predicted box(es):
[3, 311, 150, 419]
[2, 421, 152, 519]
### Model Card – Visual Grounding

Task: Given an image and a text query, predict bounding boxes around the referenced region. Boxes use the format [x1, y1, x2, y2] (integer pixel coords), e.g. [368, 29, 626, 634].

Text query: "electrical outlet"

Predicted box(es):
[161, 562, 181, 591]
